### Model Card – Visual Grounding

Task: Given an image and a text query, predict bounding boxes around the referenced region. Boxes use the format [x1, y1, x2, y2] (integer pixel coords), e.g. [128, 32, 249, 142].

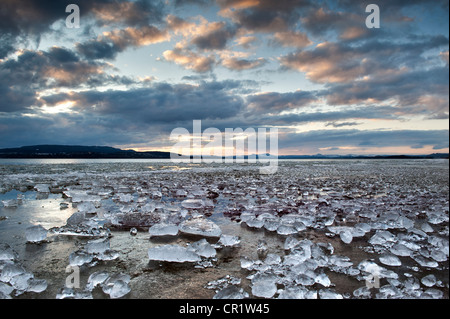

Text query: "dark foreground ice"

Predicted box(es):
[0, 159, 448, 299]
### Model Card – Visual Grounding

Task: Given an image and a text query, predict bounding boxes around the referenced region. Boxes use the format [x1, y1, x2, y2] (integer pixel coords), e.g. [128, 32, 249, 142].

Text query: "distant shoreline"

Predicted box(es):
[0, 145, 448, 160]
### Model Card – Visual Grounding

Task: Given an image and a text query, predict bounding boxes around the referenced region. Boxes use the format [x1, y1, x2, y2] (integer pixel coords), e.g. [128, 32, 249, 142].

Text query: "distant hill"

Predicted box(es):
[0, 145, 448, 159]
[0, 145, 174, 159]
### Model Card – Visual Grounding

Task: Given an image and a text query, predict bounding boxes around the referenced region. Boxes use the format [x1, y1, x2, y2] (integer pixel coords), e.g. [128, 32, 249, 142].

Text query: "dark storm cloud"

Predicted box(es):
[191, 23, 237, 51]
[251, 106, 400, 126]
[0, 0, 166, 58]
[76, 25, 169, 60]
[280, 35, 449, 84]
[0, 46, 136, 112]
[40, 81, 246, 124]
[216, 0, 315, 32]
[246, 91, 318, 113]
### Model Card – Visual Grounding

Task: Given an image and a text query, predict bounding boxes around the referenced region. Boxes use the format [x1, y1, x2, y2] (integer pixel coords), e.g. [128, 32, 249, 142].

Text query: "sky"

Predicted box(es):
[0, 0, 448, 155]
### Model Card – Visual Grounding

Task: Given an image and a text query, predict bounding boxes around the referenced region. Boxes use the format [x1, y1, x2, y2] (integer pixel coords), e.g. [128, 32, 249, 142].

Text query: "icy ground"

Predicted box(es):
[0, 159, 448, 299]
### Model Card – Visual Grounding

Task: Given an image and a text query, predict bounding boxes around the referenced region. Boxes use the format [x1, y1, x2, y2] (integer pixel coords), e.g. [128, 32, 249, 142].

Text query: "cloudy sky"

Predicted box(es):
[0, 0, 448, 155]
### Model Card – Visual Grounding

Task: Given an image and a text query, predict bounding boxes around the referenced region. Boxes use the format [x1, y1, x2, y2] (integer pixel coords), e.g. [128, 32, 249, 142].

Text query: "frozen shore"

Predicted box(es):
[0, 159, 448, 299]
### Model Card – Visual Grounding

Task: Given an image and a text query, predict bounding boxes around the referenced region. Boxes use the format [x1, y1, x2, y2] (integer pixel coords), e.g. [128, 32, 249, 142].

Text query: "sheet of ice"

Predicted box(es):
[26, 278, 47, 293]
[0, 244, 18, 261]
[188, 239, 216, 258]
[0, 264, 27, 283]
[105, 280, 131, 299]
[85, 238, 110, 255]
[379, 254, 402, 266]
[102, 273, 131, 294]
[179, 217, 222, 238]
[276, 224, 297, 236]
[340, 230, 353, 244]
[69, 250, 94, 267]
[244, 217, 264, 229]
[86, 271, 110, 291]
[148, 223, 179, 238]
[10, 272, 34, 291]
[25, 224, 48, 243]
[251, 273, 277, 298]
[213, 286, 249, 299]
[318, 289, 343, 299]
[148, 245, 201, 263]
[278, 286, 314, 299]
[390, 243, 412, 257]
[181, 199, 205, 209]
[1, 199, 19, 208]
[216, 235, 241, 248]
[0, 282, 14, 297]
[421, 274, 437, 287]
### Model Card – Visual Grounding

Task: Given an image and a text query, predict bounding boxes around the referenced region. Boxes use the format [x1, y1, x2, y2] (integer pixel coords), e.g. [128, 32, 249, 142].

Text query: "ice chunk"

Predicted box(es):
[412, 255, 438, 268]
[206, 275, 241, 290]
[86, 271, 110, 291]
[25, 225, 47, 243]
[390, 243, 412, 257]
[34, 184, 50, 193]
[430, 249, 447, 262]
[2, 199, 18, 208]
[240, 256, 255, 270]
[181, 199, 205, 209]
[318, 289, 343, 299]
[422, 288, 444, 299]
[398, 216, 414, 229]
[277, 224, 297, 236]
[0, 244, 18, 261]
[295, 273, 315, 286]
[263, 220, 280, 232]
[213, 286, 249, 299]
[284, 237, 300, 251]
[368, 230, 396, 246]
[353, 287, 372, 299]
[379, 254, 402, 266]
[148, 223, 179, 238]
[216, 235, 241, 248]
[179, 217, 221, 238]
[0, 264, 26, 283]
[420, 223, 434, 233]
[77, 202, 97, 215]
[244, 217, 264, 229]
[188, 239, 216, 258]
[315, 273, 331, 287]
[69, 250, 94, 267]
[108, 280, 131, 299]
[0, 282, 14, 297]
[251, 273, 277, 298]
[278, 286, 310, 299]
[421, 274, 437, 287]
[354, 223, 371, 234]
[26, 278, 47, 293]
[85, 238, 110, 255]
[257, 240, 268, 259]
[102, 273, 131, 299]
[66, 211, 86, 226]
[148, 245, 201, 263]
[339, 230, 353, 244]
[10, 272, 34, 291]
